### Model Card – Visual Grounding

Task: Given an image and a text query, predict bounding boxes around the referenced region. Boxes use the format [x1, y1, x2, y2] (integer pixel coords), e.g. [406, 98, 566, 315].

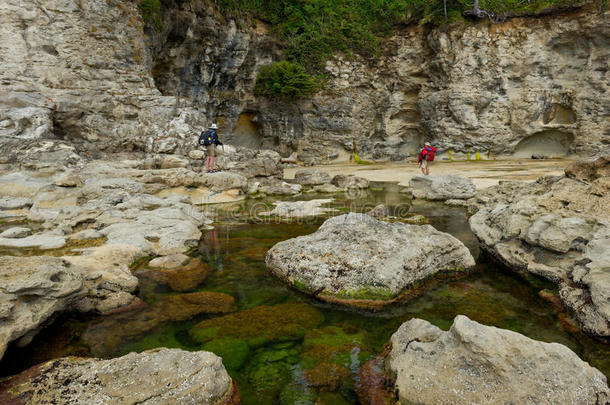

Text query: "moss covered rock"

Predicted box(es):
[202, 337, 250, 372]
[189, 302, 323, 347]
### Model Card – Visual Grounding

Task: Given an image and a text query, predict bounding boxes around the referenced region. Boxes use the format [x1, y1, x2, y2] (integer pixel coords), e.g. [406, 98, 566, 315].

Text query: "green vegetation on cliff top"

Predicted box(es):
[217, 0, 593, 72]
[253, 61, 319, 99]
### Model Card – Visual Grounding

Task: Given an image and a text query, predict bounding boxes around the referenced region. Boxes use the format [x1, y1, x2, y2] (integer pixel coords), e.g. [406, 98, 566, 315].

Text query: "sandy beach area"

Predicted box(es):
[284, 159, 572, 189]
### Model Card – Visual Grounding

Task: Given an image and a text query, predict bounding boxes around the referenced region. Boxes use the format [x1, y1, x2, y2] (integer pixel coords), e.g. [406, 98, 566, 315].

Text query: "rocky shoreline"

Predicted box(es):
[1, 153, 608, 403]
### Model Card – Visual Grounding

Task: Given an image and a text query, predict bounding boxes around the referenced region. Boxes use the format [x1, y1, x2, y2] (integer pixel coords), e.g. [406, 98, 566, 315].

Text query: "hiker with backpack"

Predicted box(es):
[199, 123, 223, 173]
[417, 142, 437, 176]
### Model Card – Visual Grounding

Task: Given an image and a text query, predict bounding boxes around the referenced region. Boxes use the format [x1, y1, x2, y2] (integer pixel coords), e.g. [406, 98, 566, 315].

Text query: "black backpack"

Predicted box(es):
[198, 129, 215, 146]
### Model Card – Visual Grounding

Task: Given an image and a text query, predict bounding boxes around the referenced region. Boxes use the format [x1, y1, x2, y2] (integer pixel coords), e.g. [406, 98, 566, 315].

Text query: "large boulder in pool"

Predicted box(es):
[266, 213, 475, 307]
[469, 156, 610, 339]
[409, 175, 476, 200]
[386, 315, 609, 405]
[0, 348, 239, 404]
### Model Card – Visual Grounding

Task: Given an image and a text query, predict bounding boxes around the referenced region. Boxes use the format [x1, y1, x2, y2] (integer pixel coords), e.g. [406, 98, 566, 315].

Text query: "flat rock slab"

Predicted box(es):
[0, 348, 236, 404]
[294, 169, 331, 185]
[0, 196, 32, 210]
[387, 315, 609, 405]
[331, 174, 369, 189]
[0, 227, 31, 238]
[409, 175, 476, 200]
[262, 199, 334, 218]
[266, 213, 474, 307]
[258, 180, 302, 195]
[0, 173, 50, 198]
[99, 207, 202, 255]
[0, 232, 66, 250]
[157, 186, 246, 205]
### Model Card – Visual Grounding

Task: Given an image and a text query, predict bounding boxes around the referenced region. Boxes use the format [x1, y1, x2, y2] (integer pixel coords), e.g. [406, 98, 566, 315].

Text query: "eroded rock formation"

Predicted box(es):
[469, 156, 610, 338]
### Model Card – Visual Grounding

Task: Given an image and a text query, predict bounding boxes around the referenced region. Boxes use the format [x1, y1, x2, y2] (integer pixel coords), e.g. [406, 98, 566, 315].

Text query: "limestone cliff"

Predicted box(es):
[0, 0, 607, 161]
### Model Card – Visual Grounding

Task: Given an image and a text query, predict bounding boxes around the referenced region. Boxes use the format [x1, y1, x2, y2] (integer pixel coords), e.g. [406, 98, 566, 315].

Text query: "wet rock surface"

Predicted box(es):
[410, 175, 476, 200]
[469, 157, 610, 338]
[266, 213, 475, 306]
[0, 348, 236, 405]
[387, 316, 609, 405]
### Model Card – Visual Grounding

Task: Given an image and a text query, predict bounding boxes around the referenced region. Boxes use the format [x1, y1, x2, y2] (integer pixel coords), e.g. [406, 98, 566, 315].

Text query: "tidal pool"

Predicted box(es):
[1, 184, 608, 404]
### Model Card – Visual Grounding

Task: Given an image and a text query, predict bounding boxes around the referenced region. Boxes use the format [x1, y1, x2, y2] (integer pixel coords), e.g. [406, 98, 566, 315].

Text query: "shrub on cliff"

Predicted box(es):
[254, 61, 319, 100]
[139, 0, 164, 30]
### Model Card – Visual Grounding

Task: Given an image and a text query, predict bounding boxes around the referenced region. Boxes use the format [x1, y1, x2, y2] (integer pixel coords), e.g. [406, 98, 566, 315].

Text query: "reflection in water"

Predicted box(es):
[0, 185, 607, 405]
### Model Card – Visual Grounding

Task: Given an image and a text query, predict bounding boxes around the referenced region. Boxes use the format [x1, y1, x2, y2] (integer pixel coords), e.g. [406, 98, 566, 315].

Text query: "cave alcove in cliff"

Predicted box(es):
[228, 112, 263, 149]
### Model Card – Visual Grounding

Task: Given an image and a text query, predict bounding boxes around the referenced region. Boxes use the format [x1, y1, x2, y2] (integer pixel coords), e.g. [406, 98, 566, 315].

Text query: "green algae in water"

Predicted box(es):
[189, 302, 324, 348]
[2, 186, 609, 404]
[203, 337, 250, 372]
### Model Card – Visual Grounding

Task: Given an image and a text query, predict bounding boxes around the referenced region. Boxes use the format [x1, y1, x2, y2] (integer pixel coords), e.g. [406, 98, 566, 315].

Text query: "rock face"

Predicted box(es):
[147, 3, 609, 161]
[469, 157, 610, 338]
[386, 316, 609, 405]
[0, 348, 237, 404]
[0, 0, 207, 156]
[1, 0, 607, 161]
[410, 175, 476, 200]
[266, 213, 474, 306]
[0, 245, 143, 359]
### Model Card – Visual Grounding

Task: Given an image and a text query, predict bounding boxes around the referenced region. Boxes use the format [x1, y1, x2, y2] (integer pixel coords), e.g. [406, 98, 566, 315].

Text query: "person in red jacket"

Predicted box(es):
[418, 142, 437, 176]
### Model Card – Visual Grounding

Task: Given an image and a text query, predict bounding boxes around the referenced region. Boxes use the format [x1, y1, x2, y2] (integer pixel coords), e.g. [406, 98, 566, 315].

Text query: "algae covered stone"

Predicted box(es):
[202, 337, 250, 372]
[266, 213, 475, 307]
[83, 291, 235, 356]
[189, 302, 323, 347]
[299, 326, 372, 392]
